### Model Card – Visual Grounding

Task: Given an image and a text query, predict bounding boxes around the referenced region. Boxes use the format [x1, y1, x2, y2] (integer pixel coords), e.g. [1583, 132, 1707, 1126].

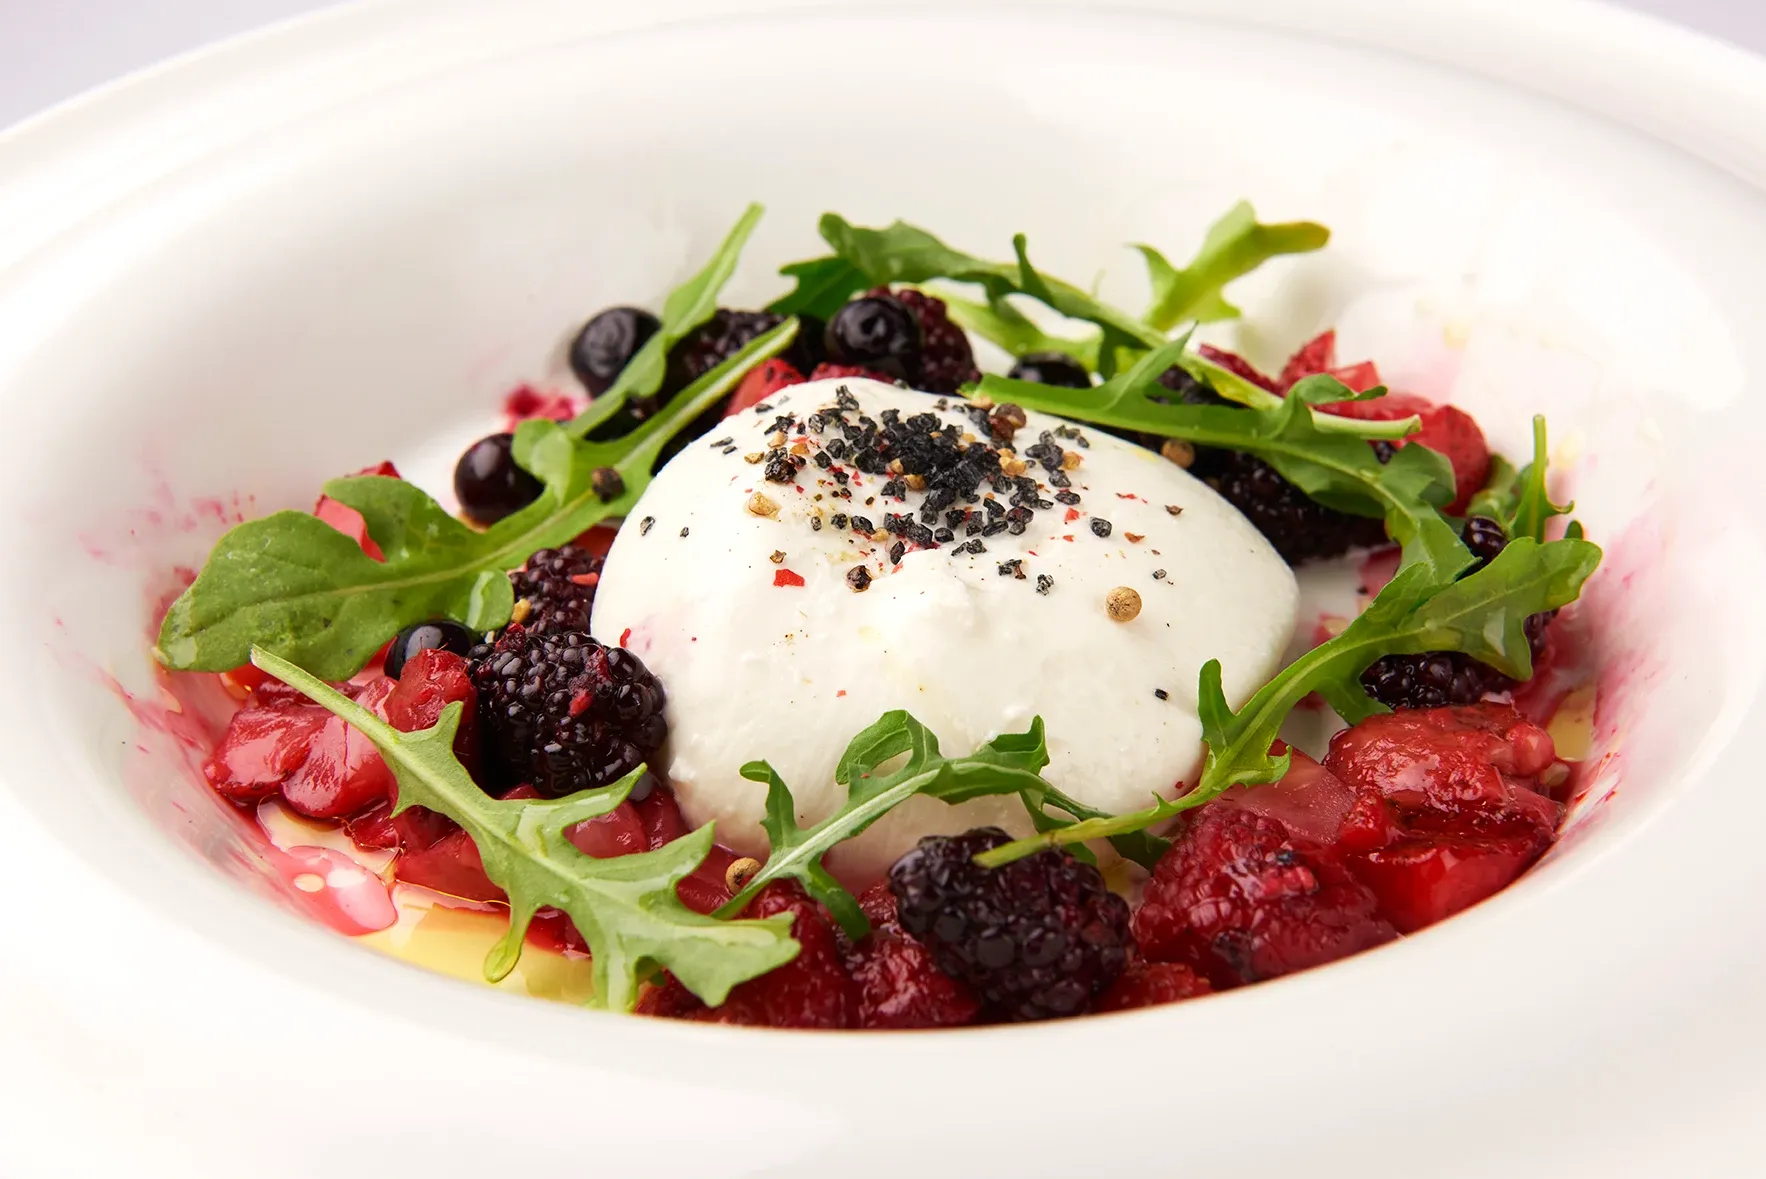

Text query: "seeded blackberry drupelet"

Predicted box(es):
[508, 545, 603, 636]
[888, 827, 1131, 1021]
[1007, 351, 1093, 389]
[1360, 516, 1556, 709]
[468, 625, 667, 796]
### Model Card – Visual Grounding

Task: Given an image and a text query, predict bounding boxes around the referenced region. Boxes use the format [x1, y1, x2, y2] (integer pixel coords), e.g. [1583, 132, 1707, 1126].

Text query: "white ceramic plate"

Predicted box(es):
[3, 1, 1766, 1175]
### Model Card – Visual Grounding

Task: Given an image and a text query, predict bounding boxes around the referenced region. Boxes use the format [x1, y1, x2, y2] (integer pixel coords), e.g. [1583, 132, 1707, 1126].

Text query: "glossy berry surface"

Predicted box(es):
[638, 883, 856, 1028]
[468, 625, 666, 796]
[841, 883, 980, 1029]
[1008, 351, 1093, 389]
[1462, 515, 1509, 566]
[872, 287, 978, 393]
[1325, 703, 1561, 933]
[1189, 447, 1389, 564]
[508, 545, 603, 636]
[1134, 806, 1395, 989]
[383, 619, 478, 680]
[568, 305, 660, 396]
[825, 295, 924, 383]
[889, 827, 1130, 1021]
[453, 432, 543, 526]
[1097, 960, 1213, 1013]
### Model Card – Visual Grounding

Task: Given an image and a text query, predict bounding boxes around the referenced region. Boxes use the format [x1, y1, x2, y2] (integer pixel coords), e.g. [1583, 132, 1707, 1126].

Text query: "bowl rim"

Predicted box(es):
[4, 0, 1766, 1172]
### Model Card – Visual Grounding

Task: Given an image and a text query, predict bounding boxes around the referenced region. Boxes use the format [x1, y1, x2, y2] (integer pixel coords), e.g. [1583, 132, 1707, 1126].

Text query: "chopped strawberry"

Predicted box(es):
[312, 460, 399, 561]
[568, 524, 622, 561]
[394, 827, 502, 903]
[633, 777, 689, 848]
[1277, 330, 1338, 388]
[1325, 361, 1383, 393]
[641, 882, 855, 1028]
[1325, 703, 1561, 933]
[1196, 344, 1281, 393]
[345, 801, 455, 852]
[1134, 806, 1395, 988]
[842, 883, 979, 1029]
[1411, 405, 1490, 514]
[383, 648, 478, 769]
[1317, 390, 1434, 422]
[280, 677, 398, 818]
[725, 358, 807, 417]
[565, 802, 648, 859]
[1098, 960, 1212, 1012]
[810, 362, 899, 385]
[203, 699, 332, 802]
[1219, 748, 1358, 847]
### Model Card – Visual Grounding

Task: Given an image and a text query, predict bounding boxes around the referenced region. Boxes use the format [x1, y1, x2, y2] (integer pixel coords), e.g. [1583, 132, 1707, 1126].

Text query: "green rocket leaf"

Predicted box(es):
[251, 646, 799, 1012]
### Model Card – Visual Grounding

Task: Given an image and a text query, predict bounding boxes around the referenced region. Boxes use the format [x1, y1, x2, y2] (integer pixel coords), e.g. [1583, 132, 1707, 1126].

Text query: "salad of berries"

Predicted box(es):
[156, 201, 1600, 1027]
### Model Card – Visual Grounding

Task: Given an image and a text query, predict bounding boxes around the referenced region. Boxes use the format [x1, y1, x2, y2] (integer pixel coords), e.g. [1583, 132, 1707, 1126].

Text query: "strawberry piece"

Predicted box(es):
[842, 883, 979, 1029]
[1098, 960, 1212, 1012]
[1196, 344, 1281, 393]
[1325, 361, 1383, 393]
[1324, 703, 1561, 933]
[1412, 405, 1490, 514]
[675, 842, 740, 916]
[383, 648, 478, 769]
[568, 524, 622, 561]
[1316, 390, 1433, 422]
[1219, 749, 1358, 847]
[565, 802, 648, 859]
[203, 700, 332, 802]
[312, 460, 399, 561]
[725, 358, 806, 417]
[810, 362, 899, 385]
[1134, 806, 1395, 988]
[345, 801, 455, 852]
[641, 882, 856, 1028]
[280, 677, 398, 818]
[394, 828, 502, 903]
[633, 778, 689, 848]
[1277, 330, 1338, 388]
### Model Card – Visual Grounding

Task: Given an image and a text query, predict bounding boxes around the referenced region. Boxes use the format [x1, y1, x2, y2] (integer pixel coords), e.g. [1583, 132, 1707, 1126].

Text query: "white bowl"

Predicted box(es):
[3, 1, 1766, 1175]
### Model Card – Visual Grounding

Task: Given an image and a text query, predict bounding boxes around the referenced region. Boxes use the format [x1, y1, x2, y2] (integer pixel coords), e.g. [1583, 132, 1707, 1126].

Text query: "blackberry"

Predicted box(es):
[468, 626, 666, 796]
[825, 296, 923, 384]
[1007, 352, 1092, 389]
[872, 288, 979, 394]
[384, 619, 477, 679]
[663, 309, 825, 404]
[1361, 519, 1556, 709]
[454, 433, 543, 526]
[508, 545, 603, 636]
[568, 306, 660, 396]
[888, 827, 1130, 1021]
[1190, 448, 1388, 563]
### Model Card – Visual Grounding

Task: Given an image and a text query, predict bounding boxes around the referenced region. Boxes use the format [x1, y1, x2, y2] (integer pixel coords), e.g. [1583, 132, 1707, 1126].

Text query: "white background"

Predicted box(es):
[0, 0, 1764, 132]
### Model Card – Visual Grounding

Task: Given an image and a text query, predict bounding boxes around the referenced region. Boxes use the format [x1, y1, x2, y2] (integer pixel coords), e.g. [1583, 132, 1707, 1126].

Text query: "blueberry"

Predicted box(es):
[454, 432, 542, 525]
[1007, 352, 1092, 389]
[384, 619, 478, 679]
[569, 306, 661, 396]
[825, 296, 923, 382]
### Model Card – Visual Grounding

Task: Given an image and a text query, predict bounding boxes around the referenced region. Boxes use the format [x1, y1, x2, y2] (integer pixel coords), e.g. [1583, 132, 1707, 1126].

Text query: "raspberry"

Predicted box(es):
[508, 545, 602, 636]
[637, 883, 856, 1028]
[889, 827, 1131, 1021]
[724, 358, 806, 418]
[868, 287, 979, 393]
[1134, 807, 1394, 988]
[468, 625, 666, 797]
[1097, 960, 1212, 1013]
[841, 883, 980, 1029]
[1325, 703, 1562, 932]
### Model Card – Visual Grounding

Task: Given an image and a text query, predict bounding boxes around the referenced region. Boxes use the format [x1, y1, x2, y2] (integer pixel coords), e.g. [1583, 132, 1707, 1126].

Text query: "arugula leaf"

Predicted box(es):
[158, 319, 799, 680]
[975, 343, 1472, 587]
[1463, 416, 1573, 543]
[767, 255, 869, 320]
[713, 711, 1165, 939]
[1137, 201, 1330, 331]
[938, 292, 1101, 372]
[562, 204, 763, 437]
[976, 535, 1603, 867]
[251, 646, 799, 1011]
